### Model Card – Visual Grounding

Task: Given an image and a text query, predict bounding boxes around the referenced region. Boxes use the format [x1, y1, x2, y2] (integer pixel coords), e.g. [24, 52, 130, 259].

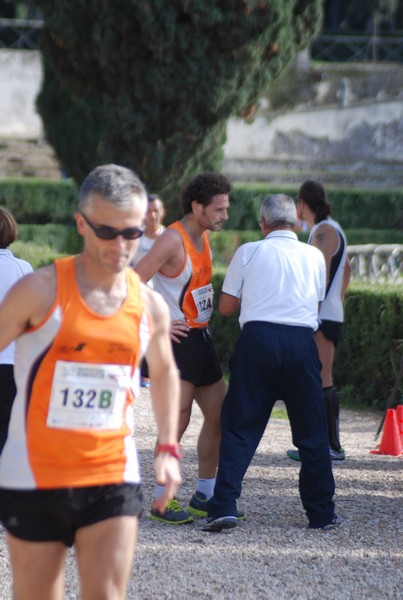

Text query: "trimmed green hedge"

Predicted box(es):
[210, 274, 403, 410]
[228, 183, 403, 231]
[1, 179, 403, 231]
[335, 283, 403, 409]
[323, 229, 403, 245]
[0, 178, 77, 224]
[14, 224, 402, 262]
[211, 229, 403, 265]
[10, 237, 403, 409]
[18, 224, 83, 255]
[10, 241, 67, 269]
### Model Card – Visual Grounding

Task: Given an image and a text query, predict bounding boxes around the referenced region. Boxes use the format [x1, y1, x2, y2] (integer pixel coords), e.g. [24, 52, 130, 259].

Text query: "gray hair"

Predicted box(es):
[79, 164, 147, 212]
[259, 194, 297, 228]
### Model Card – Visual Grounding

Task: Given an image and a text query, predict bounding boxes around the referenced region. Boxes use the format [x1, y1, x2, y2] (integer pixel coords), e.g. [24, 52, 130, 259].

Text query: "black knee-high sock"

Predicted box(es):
[323, 386, 341, 452]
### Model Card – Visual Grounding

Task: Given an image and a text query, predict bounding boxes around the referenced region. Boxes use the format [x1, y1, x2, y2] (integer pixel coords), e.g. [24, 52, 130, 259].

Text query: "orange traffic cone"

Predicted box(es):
[396, 405, 403, 445]
[371, 408, 403, 456]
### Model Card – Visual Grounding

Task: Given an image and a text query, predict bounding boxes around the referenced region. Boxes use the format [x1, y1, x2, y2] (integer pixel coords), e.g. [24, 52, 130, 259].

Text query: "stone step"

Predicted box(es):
[0, 138, 61, 179]
[1, 138, 402, 188]
[221, 158, 403, 188]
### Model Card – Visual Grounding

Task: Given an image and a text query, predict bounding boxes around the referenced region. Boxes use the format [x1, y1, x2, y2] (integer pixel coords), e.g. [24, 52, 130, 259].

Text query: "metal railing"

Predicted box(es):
[1, 20, 403, 64]
[0, 18, 42, 49]
[311, 34, 403, 63]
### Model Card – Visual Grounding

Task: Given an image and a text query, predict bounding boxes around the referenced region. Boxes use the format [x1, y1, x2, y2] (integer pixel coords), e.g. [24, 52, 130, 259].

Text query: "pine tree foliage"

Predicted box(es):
[36, 1, 322, 211]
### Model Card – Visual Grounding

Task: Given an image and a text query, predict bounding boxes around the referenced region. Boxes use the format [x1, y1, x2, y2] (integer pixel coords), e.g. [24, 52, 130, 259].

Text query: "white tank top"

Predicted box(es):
[308, 218, 348, 323]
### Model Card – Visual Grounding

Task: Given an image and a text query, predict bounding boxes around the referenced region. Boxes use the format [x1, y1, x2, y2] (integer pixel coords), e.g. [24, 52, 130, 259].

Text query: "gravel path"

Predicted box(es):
[0, 391, 401, 599]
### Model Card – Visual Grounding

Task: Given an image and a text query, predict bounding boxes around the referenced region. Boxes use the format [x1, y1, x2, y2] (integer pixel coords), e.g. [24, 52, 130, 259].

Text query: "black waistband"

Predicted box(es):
[243, 321, 313, 334]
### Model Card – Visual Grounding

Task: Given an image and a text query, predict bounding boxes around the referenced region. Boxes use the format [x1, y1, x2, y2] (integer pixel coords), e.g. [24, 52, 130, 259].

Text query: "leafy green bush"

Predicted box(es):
[10, 241, 67, 269]
[335, 282, 402, 409]
[0, 178, 77, 224]
[210, 230, 262, 266]
[342, 229, 403, 245]
[211, 229, 403, 266]
[14, 224, 403, 263]
[210, 268, 241, 370]
[1, 179, 403, 231]
[329, 189, 403, 230]
[18, 224, 82, 254]
[229, 183, 403, 231]
[9, 232, 403, 409]
[210, 274, 402, 410]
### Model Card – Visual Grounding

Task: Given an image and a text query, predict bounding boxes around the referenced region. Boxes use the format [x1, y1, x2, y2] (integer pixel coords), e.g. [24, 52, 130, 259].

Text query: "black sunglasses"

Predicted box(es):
[80, 213, 144, 240]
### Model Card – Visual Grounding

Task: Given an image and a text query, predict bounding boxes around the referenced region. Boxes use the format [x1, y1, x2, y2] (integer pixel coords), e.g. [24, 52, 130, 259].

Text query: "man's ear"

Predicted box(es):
[191, 200, 202, 216]
[75, 212, 86, 237]
[259, 217, 268, 236]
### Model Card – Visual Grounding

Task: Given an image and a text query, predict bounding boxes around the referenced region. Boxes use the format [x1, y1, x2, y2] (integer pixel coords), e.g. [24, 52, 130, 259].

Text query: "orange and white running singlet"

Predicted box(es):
[152, 221, 213, 328]
[0, 257, 148, 489]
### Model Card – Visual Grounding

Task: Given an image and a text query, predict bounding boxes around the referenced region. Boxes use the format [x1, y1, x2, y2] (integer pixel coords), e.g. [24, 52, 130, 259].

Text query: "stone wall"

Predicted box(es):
[223, 62, 403, 186]
[225, 100, 403, 162]
[0, 50, 43, 138]
[0, 50, 60, 178]
[0, 50, 402, 185]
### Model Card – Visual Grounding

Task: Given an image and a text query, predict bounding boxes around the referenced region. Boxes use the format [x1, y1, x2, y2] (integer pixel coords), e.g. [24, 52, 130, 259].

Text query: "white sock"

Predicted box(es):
[154, 484, 166, 500]
[196, 477, 215, 500]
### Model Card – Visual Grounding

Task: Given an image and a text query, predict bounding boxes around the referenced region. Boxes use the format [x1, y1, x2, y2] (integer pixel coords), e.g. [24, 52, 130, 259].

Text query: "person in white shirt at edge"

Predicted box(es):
[287, 180, 352, 463]
[0, 207, 33, 454]
[131, 194, 166, 388]
[202, 193, 340, 533]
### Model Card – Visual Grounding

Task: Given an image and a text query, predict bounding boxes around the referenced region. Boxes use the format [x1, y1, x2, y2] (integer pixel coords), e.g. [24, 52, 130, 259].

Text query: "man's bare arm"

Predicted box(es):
[144, 286, 180, 443]
[141, 284, 182, 510]
[311, 224, 339, 286]
[219, 292, 240, 316]
[135, 229, 190, 343]
[135, 229, 184, 283]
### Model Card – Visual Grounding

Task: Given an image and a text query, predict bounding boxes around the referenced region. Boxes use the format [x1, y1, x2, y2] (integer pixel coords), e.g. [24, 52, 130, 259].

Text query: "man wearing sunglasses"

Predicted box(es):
[0, 164, 181, 599]
[135, 172, 233, 525]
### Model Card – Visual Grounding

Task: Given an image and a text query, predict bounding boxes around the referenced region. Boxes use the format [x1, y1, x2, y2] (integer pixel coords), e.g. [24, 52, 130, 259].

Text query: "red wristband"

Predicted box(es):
[156, 443, 183, 460]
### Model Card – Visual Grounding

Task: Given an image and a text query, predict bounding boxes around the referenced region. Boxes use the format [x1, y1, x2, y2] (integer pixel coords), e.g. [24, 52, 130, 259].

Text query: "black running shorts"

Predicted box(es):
[0, 483, 143, 547]
[318, 319, 343, 345]
[172, 327, 223, 387]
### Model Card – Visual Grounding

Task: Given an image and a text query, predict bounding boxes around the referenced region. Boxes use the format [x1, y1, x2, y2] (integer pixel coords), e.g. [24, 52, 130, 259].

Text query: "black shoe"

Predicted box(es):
[200, 516, 238, 532]
[186, 492, 245, 520]
[287, 448, 346, 462]
[308, 514, 342, 531]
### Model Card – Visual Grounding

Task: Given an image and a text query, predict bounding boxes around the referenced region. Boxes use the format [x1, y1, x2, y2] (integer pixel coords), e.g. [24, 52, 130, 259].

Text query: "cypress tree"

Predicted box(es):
[36, 1, 323, 216]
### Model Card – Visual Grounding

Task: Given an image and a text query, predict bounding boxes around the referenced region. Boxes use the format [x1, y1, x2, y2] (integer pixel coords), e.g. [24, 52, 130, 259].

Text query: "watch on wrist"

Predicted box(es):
[156, 443, 183, 460]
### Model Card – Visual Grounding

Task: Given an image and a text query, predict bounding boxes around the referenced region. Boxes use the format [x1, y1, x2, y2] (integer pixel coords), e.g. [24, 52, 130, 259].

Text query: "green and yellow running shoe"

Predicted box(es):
[150, 498, 194, 524]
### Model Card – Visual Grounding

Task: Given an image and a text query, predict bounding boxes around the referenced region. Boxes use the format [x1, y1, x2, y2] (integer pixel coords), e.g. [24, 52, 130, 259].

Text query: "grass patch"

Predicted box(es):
[10, 240, 67, 269]
[271, 405, 289, 420]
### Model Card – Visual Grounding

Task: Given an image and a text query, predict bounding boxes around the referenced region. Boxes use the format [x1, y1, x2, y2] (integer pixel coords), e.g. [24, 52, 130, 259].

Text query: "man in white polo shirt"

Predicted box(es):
[202, 193, 340, 532]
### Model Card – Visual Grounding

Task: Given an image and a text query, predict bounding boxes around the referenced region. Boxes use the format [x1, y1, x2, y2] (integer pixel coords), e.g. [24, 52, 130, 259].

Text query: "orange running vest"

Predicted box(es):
[0, 256, 147, 489]
[152, 221, 213, 328]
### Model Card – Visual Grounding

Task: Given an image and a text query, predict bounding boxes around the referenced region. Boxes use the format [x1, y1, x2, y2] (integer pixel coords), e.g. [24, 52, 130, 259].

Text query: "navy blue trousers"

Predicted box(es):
[209, 321, 335, 527]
